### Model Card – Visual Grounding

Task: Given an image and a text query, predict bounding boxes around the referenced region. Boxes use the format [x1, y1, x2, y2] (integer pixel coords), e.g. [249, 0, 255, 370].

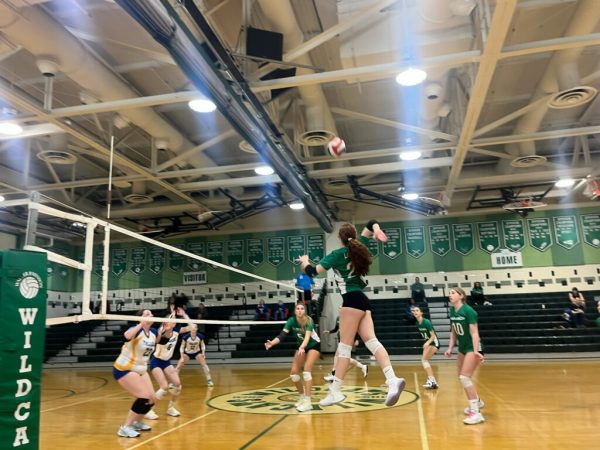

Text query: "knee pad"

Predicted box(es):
[459, 374, 473, 388]
[302, 371, 312, 381]
[421, 360, 431, 369]
[290, 374, 301, 383]
[337, 342, 353, 359]
[131, 398, 153, 414]
[168, 383, 182, 395]
[365, 338, 383, 355]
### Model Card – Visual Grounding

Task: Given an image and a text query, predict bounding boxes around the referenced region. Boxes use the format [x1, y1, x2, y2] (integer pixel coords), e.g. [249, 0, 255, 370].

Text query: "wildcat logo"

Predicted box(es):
[207, 385, 417, 415]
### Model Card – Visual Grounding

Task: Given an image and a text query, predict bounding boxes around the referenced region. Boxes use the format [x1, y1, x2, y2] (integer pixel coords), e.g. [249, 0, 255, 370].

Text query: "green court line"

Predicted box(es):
[238, 415, 289, 450]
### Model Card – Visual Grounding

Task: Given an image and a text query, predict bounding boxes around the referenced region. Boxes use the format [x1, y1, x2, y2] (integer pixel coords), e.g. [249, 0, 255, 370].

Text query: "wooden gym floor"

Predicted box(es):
[40, 358, 600, 450]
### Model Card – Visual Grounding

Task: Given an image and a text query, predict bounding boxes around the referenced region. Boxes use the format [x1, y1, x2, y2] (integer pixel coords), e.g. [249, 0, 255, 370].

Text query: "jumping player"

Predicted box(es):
[413, 306, 440, 389]
[444, 287, 485, 425]
[323, 310, 368, 381]
[175, 324, 214, 387]
[265, 302, 321, 413]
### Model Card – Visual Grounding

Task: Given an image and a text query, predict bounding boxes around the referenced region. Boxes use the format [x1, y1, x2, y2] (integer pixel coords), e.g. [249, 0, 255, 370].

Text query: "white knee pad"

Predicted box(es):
[337, 342, 353, 359]
[459, 374, 473, 388]
[290, 374, 301, 383]
[302, 371, 312, 381]
[168, 384, 182, 395]
[365, 338, 383, 355]
[421, 360, 431, 369]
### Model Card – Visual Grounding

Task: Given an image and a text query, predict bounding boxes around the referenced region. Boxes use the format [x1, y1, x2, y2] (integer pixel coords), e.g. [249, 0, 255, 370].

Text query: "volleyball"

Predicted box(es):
[19, 276, 40, 299]
[327, 137, 346, 158]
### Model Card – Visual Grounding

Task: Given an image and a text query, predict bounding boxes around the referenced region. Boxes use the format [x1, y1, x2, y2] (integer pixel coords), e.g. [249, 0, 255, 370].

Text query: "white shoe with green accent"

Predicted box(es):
[463, 411, 485, 425]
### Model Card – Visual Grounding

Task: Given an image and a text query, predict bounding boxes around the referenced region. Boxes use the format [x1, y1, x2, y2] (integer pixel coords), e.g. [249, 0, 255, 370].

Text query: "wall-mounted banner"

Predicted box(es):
[149, 247, 165, 275]
[553, 216, 579, 250]
[307, 234, 325, 263]
[168, 244, 185, 272]
[130, 247, 147, 275]
[581, 214, 600, 248]
[367, 238, 379, 257]
[405, 226, 426, 258]
[429, 224, 450, 256]
[527, 218, 552, 252]
[246, 239, 264, 267]
[382, 228, 402, 259]
[452, 223, 474, 255]
[491, 249, 523, 268]
[502, 219, 525, 251]
[111, 248, 128, 277]
[287, 235, 306, 263]
[183, 271, 207, 285]
[207, 241, 224, 269]
[226, 240, 244, 267]
[186, 242, 205, 270]
[477, 221, 500, 254]
[267, 237, 285, 266]
[93, 248, 104, 276]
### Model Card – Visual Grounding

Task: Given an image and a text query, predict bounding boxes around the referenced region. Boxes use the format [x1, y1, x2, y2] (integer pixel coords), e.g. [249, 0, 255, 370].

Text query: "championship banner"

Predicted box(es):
[0, 250, 47, 449]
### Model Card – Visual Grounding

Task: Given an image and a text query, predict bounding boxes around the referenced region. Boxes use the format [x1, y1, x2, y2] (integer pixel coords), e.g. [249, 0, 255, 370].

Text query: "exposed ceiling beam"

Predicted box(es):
[500, 32, 600, 59]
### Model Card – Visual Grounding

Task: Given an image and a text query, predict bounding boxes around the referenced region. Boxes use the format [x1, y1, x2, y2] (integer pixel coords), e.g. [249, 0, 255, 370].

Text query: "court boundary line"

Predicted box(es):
[41, 392, 123, 413]
[413, 372, 430, 450]
[238, 416, 288, 450]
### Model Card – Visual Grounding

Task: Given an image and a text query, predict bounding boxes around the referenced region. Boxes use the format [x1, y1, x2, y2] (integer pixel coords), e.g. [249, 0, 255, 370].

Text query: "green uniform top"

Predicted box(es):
[416, 318, 440, 348]
[283, 316, 320, 349]
[449, 303, 483, 354]
[319, 235, 371, 294]
[471, 286, 484, 296]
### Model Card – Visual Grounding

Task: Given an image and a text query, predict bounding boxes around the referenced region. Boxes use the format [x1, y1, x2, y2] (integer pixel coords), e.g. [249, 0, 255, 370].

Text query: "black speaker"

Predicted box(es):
[246, 27, 283, 61]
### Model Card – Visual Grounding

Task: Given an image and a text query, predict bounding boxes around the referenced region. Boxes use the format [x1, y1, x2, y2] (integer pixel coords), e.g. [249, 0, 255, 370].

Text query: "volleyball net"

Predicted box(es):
[19, 197, 302, 327]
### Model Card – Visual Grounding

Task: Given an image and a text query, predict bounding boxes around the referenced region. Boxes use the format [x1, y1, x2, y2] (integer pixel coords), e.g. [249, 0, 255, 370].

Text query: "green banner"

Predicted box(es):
[267, 237, 285, 266]
[0, 250, 47, 449]
[226, 240, 244, 268]
[553, 216, 579, 250]
[149, 247, 165, 275]
[405, 226, 426, 258]
[581, 214, 600, 248]
[168, 244, 185, 272]
[477, 221, 500, 254]
[527, 218, 552, 252]
[367, 238, 379, 257]
[287, 235, 306, 263]
[246, 239, 264, 267]
[307, 234, 325, 263]
[186, 242, 205, 270]
[429, 224, 450, 256]
[502, 219, 525, 251]
[111, 248, 127, 277]
[93, 248, 104, 276]
[452, 223, 474, 255]
[207, 241, 224, 269]
[382, 228, 402, 259]
[130, 247, 147, 275]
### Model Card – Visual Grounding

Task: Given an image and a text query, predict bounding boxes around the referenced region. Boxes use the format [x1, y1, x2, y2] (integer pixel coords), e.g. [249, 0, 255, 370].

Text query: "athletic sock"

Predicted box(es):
[383, 366, 396, 382]
[469, 398, 480, 413]
[155, 388, 166, 400]
[331, 377, 343, 392]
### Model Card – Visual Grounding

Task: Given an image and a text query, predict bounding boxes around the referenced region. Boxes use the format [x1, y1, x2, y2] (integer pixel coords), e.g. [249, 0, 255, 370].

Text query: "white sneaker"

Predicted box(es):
[167, 406, 181, 417]
[483, 301, 493, 306]
[463, 411, 485, 425]
[144, 409, 159, 420]
[207, 379, 214, 387]
[132, 421, 151, 432]
[422, 379, 439, 389]
[385, 377, 406, 406]
[464, 399, 485, 415]
[295, 399, 313, 412]
[319, 389, 346, 407]
[323, 373, 335, 382]
[294, 395, 307, 407]
[361, 365, 369, 378]
[117, 425, 140, 438]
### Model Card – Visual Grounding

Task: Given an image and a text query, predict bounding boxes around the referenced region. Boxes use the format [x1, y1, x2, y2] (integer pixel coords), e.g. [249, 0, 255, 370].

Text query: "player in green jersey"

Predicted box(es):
[413, 306, 439, 389]
[298, 220, 406, 408]
[265, 302, 321, 412]
[323, 310, 369, 381]
[444, 287, 485, 425]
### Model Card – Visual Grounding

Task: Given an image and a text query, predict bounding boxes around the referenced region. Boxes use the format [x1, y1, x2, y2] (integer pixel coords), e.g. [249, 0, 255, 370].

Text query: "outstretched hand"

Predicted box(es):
[296, 255, 309, 266]
[265, 340, 274, 350]
[372, 224, 388, 242]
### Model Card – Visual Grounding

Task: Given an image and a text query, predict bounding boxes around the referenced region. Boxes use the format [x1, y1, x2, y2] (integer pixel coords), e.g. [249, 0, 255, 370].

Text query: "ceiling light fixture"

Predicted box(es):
[399, 150, 422, 161]
[395, 68, 427, 87]
[254, 165, 274, 176]
[0, 122, 23, 136]
[289, 201, 305, 210]
[188, 98, 217, 113]
[555, 178, 575, 188]
[401, 192, 419, 201]
[0, 195, 5, 202]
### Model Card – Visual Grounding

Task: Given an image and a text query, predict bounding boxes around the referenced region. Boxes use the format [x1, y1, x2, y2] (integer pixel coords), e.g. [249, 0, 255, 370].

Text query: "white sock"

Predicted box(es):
[331, 377, 343, 392]
[383, 366, 396, 382]
[469, 398, 480, 413]
[356, 362, 365, 370]
[155, 388, 166, 400]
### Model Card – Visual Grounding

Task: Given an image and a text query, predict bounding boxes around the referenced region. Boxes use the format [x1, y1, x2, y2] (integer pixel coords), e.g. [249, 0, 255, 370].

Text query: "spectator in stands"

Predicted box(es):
[273, 300, 288, 321]
[295, 271, 315, 313]
[410, 277, 427, 304]
[254, 299, 270, 320]
[563, 287, 586, 328]
[404, 298, 417, 325]
[596, 301, 600, 328]
[470, 282, 492, 306]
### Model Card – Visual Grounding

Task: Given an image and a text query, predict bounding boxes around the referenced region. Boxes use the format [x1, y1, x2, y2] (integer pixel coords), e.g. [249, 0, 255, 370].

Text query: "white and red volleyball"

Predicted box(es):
[327, 137, 346, 158]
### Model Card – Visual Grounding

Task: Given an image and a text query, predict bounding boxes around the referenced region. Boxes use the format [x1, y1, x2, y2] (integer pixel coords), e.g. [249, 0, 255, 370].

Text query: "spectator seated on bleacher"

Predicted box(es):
[470, 282, 492, 306]
[562, 287, 586, 328]
[410, 277, 427, 304]
[272, 300, 288, 321]
[254, 299, 270, 321]
[404, 298, 417, 325]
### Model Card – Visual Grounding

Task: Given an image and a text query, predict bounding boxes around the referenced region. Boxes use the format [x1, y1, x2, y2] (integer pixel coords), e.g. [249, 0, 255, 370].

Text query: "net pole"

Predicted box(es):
[80, 220, 96, 315]
[100, 136, 115, 315]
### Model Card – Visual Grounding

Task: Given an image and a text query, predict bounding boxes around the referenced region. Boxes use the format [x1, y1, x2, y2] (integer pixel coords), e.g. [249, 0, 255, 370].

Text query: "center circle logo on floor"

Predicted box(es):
[207, 385, 418, 415]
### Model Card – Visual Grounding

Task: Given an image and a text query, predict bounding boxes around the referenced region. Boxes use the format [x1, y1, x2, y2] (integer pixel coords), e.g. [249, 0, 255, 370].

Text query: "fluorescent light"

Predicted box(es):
[399, 150, 422, 161]
[0, 195, 5, 202]
[289, 201, 304, 210]
[188, 99, 217, 113]
[0, 122, 23, 136]
[254, 165, 274, 176]
[395, 68, 427, 86]
[402, 193, 419, 201]
[555, 178, 575, 188]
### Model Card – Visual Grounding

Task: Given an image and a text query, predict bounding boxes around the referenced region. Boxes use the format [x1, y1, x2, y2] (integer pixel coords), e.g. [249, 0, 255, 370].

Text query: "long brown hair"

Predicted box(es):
[295, 301, 312, 331]
[339, 223, 372, 276]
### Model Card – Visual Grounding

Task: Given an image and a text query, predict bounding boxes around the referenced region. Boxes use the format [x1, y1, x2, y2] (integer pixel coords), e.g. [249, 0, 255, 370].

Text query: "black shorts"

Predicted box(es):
[297, 290, 312, 301]
[342, 291, 371, 311]
[301, 343, 321, 353]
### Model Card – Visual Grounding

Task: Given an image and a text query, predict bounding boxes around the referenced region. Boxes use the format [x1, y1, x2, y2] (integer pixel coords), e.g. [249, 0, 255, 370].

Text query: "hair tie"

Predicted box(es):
[347, 237, 353, 242]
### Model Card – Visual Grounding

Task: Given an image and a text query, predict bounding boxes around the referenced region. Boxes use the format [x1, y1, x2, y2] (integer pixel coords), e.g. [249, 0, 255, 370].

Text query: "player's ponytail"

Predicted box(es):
[339, 223, 371, 276]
